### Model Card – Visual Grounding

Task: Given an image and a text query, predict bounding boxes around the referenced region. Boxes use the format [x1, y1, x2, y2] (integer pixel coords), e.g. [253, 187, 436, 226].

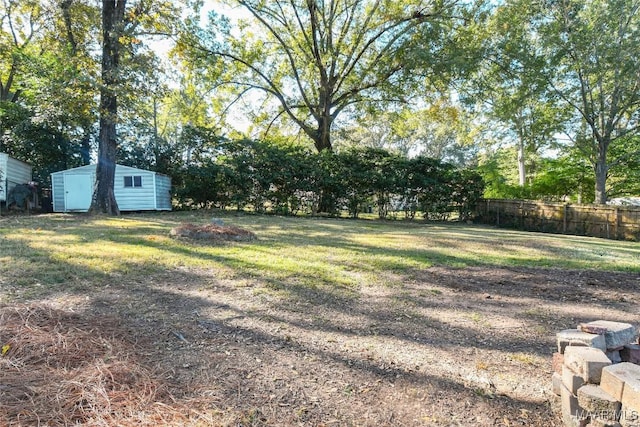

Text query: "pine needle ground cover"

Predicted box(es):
[1, 212, 639, 426]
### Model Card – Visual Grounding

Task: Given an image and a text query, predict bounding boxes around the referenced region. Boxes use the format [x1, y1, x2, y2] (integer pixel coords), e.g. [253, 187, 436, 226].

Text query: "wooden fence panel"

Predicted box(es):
[476, 199, 640, 241]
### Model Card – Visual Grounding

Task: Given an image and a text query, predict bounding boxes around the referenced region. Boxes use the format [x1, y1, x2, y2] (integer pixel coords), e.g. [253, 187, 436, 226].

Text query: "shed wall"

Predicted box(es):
[51, 173, 65, 212]
[114, 170, 157, 211]
[155, 174, 172, 210]
[0, 153, 32, 202]
[51, 168, 94, 212]
[51, 164, 171, 212]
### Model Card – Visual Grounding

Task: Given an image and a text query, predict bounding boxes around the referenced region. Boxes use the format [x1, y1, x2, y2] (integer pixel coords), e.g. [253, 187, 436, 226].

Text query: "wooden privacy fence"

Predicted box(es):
[475, 199, 640, 241]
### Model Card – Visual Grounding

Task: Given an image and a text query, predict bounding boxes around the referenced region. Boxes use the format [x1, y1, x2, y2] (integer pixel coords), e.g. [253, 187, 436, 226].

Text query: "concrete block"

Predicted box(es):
[582, 321, 637, 349]
[620, 344, 640, 364]
[580, 323, 610, 335]
[607, 350, 623, 364]
[562, 382, 589, 427]
[620, 410, 640, 427]
[601, 363, 640, 402]
[558, 329, 608, 353]
[553, 371, 563, 396]
[577, 384, 621, 419]
[621, 377, 640, 413]
[565, 364, 586, 394]
[619, 405, 640, 427]
[565, 346, 613, 384]
[587, 420, 622, 427]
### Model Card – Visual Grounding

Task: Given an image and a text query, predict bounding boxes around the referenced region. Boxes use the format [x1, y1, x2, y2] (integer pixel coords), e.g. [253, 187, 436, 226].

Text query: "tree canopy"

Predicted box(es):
[1, 0, 640, 213]
[534, 0, 640, 203]
[178, 0, 473, 152]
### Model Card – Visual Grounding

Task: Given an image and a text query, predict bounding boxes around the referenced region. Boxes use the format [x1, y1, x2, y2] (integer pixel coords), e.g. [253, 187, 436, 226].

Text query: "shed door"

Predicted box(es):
[64, 174, 93, 211]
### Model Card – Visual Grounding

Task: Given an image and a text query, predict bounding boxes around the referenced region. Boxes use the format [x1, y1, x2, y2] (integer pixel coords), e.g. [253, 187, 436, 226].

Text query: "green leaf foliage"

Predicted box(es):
[177, 0, 472, 152]
[173, 137, 484, 221]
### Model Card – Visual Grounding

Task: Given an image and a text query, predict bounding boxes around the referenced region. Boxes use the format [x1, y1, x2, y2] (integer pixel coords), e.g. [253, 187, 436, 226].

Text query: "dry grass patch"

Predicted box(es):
[0, 304, 210, 426]
[1, 212, 639, 426]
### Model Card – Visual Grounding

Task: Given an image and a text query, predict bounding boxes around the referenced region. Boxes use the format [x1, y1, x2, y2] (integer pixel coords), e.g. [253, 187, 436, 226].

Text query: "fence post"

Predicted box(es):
[485, 199, 489, 222]
[563, 204, 568, 234]
[615, 207, 620, 240]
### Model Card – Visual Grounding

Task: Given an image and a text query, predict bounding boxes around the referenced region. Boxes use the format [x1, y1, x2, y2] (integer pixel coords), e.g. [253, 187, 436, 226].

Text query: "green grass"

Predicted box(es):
[0, 211, 638, 303]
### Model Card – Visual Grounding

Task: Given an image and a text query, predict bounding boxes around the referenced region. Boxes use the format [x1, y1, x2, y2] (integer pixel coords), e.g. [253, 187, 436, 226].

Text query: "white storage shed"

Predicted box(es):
[0, 153, 33, 203]
[51, 164, 172, 212]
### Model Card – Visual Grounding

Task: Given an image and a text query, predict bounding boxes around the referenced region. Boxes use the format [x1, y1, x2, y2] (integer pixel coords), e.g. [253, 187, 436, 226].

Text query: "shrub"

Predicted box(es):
[173, 138, 484, 220]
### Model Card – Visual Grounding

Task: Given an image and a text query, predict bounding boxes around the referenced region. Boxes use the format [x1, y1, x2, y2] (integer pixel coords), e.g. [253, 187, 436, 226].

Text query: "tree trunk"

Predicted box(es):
[313, 116, 333, 152]
[514, 117, 527, 187]
[517, 140, 526, 187]
[90, 0, 126, 215]
[594, 153, 608, 205]
[0, 66, 20, 102]
[93, 113, 120, 214]
[80, 128, 92, 166]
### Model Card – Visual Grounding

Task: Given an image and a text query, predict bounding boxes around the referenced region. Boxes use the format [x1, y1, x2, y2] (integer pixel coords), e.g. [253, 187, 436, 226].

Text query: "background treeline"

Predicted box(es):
[2, 1, 639, 211]
[173, 139, 484, 221]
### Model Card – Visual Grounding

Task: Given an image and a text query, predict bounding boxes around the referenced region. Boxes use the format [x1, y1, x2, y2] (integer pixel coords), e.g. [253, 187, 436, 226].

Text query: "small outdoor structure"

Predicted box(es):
[0, 153, 32, 204]
[51, 164, 172, 213]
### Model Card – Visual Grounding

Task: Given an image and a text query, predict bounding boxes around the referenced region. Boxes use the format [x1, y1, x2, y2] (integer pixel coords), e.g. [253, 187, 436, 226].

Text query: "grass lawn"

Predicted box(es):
[1, 211, 639, 426]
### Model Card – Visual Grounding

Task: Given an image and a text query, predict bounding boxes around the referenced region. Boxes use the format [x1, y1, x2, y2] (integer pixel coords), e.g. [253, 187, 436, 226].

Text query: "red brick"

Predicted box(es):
[554, 352, 565, 375]
[620, 344, 640, 364]
[580, 323, 609, 335]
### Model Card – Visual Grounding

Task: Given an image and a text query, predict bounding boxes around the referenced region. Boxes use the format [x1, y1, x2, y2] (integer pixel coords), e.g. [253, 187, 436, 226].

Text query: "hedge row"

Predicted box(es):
[175, 140, 484, 220]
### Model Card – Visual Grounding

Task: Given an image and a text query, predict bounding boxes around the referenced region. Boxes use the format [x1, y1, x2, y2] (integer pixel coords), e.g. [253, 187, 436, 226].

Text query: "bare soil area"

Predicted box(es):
[2, 265, 639, 426]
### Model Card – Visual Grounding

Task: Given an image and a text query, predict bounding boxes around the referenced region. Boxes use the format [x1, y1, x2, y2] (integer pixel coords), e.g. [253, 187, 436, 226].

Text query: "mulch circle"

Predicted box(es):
[169, 223, 256, 242]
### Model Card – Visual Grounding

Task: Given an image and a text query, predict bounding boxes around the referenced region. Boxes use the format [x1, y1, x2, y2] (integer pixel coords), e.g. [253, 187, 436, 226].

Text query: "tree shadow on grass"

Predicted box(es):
[0, 296, 562, 426]
[2, 214, 638, 359]
[83, 281, 563, 426]
[2, 213, 638, 425]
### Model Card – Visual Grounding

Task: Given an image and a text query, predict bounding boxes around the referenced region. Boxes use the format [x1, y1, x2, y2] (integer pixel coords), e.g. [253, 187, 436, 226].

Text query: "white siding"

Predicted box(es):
[50, 164, 171, 212]
[155, 174, 172, 210]
[0, 153, 32, 202]
[114, 166, 156, 211]
[51, 173, 65, 212]
[51, 166, 94, 212]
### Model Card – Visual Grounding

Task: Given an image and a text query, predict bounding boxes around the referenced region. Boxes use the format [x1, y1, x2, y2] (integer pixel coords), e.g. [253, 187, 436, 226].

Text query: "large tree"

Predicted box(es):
[47, 0, 101, 166]
[90, 0, 126, 215]
[0, 0, 45, 103]
[535, 0, 640, 204]
[335, 99, 477, 166]
[463, 1, 568, 188]
[1, 1, 99, 178]
[181, 0, 467, 152]
[90, 0, 178, 214]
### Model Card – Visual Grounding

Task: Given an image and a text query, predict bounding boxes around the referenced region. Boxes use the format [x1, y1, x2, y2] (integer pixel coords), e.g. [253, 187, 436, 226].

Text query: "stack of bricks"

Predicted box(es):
[552, 320, 640, 427]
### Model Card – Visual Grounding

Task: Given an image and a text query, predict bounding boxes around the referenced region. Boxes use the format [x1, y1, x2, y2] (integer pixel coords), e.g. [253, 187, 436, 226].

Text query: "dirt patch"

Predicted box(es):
[169, 223, 257, 242]
[2, 266, 639, 426]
